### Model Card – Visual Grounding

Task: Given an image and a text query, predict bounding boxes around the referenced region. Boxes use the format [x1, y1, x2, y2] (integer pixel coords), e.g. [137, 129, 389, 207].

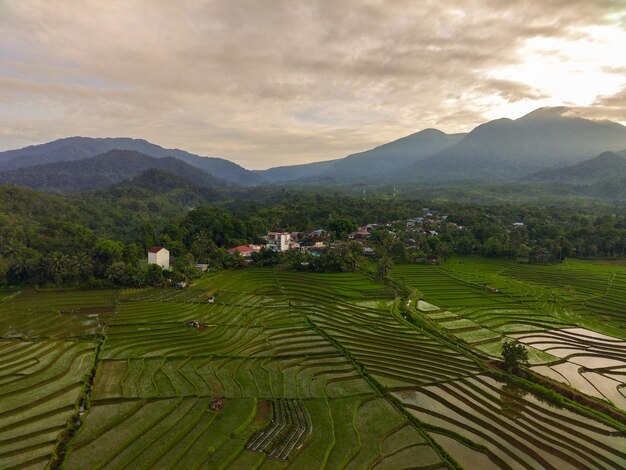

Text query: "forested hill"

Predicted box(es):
[523, 151, 626, 185]
[0, 136, 262, 185]
[0, 150, 226, 193]
[0, 168, 221, 242]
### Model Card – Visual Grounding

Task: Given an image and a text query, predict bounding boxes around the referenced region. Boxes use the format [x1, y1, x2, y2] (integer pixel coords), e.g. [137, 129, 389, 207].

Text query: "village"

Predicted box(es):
[143, 206, 536, 288]
[222, 208, 458, 262]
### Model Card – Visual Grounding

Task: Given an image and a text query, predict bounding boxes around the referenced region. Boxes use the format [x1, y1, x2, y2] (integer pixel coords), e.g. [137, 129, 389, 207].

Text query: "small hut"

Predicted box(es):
[210, 398, 224, 411]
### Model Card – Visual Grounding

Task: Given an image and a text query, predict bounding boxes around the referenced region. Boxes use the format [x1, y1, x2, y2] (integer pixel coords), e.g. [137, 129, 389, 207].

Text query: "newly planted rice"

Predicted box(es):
[0, 289, 117, 338]
[0, 339, 95, 468]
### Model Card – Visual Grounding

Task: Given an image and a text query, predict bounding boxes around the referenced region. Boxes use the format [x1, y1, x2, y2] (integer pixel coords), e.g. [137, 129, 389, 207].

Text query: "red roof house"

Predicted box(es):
[227, 245, 255, 258]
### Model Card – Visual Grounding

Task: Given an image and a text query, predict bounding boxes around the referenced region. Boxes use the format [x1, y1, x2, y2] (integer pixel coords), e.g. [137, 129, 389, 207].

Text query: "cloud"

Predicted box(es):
[0, 0, 624, 168]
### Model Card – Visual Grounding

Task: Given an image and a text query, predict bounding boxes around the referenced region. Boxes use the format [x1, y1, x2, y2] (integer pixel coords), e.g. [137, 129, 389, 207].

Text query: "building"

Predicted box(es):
[227, 245, 258, 258]
[148, 246, 170, 269]
[266, 232, 291, 252]
[227, 245, 253, 257]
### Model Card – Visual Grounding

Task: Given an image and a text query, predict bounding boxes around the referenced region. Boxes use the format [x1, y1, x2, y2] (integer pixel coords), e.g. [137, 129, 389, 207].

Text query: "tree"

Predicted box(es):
[47, 251, 70, 285]
[377, 255, 393, 278]
[93, 239, 124, 276]
[502, 340, 529, 373]
[0, 256, 8, 285]
[143, 263, 164, 286]
[327, 217, 357, 240]
[73, 253, 94, 281]
[171, 253, 198, 282]
[105, 262, 129, 285]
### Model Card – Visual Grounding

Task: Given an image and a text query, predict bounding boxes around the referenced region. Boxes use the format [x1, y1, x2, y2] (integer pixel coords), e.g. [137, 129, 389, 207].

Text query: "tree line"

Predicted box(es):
[0, 184, 624, 287]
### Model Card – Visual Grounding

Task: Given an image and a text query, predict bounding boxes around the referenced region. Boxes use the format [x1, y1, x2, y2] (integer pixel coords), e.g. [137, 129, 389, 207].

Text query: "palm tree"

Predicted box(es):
[72, 253, 93, 281]
[378, 256, 394, 278]
[48, 252, 70, 285]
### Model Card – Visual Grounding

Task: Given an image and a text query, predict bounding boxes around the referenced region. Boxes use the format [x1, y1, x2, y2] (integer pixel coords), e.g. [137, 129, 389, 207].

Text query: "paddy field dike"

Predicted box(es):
[0, 258, 625, 469]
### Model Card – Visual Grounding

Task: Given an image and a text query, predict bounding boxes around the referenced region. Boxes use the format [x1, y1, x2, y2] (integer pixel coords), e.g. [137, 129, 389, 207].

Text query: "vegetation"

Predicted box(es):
[1, 170, 625, 467]
[1, 179, 625, 289]
[501, 340, 529, 373]
[1, 260, 624, 468]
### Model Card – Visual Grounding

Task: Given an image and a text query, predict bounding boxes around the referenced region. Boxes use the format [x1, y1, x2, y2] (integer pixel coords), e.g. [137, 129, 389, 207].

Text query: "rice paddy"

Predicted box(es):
[1, 258, 625, 468]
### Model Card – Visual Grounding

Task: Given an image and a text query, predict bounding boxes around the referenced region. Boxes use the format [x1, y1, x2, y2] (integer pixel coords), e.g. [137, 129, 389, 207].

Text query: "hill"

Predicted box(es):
[254, 159, 340, 183]
[0, 168, 222, 241]
[0, 150, 225, 193]
[392, 107, 626, 182]
[523, 151, 626, 185]
[0, 136, 262, 186]
[256, 129, 465, 183]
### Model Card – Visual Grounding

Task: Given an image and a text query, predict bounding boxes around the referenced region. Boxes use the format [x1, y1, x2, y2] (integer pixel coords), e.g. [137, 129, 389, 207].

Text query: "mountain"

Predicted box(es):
[0, 150, 225, 193]
[255, 129, 465, 183]
[396, 107, 626, 182]
[523, 151, 626, 185]
[255, 159, 340, 183]
[0, 136, 262, 185]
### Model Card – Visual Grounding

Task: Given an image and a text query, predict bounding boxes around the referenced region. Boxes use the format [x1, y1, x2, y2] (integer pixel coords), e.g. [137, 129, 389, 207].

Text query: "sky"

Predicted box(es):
[0, 0, 625, 169]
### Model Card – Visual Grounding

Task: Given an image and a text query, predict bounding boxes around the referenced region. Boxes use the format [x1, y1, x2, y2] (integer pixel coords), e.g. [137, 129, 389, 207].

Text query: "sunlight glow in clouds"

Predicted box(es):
[485, 24, 626, 122]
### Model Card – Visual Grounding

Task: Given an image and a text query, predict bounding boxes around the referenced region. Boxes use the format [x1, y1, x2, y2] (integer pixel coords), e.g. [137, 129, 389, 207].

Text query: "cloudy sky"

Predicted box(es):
[1, 0, 625, 169]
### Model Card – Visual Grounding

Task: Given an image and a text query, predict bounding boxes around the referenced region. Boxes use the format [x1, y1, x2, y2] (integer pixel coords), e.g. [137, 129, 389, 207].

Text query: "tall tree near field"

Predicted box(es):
[502, 340, 529, 373]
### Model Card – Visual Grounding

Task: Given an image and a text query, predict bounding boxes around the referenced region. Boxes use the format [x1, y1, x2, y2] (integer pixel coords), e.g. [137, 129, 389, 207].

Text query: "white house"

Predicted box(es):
[148, 246, 170, 269]
[266, 232, 291, 252]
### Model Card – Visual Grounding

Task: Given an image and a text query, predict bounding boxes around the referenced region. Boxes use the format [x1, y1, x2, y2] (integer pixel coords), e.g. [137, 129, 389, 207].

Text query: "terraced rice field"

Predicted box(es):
[0, 289, 117, 338]
[66, 269, 449, 468]
[513, 328, 626, 409]
[395, 374, 626, 469]
[0, 339, 95, 468]
[2, 261, 625, 468]
[389, 259, 626, 468]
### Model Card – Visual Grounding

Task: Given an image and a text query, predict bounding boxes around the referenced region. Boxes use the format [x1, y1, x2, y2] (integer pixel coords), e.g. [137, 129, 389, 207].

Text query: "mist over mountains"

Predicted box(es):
[1, 107, 626, 198]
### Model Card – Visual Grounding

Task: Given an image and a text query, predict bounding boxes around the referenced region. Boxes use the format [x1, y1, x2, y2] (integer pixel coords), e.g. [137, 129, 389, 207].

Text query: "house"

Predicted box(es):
[148, 246, 170, 269]
[266, 232, 291, 252]
[512, 222, 525, 228]
[207, 295, 216, 303]
[349, 229, 371, 240]
[228, 245, 255, 258]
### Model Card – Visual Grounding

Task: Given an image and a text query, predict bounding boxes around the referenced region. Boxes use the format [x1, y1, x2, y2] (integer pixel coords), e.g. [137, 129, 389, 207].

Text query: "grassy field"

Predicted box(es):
[1, 259, 625, 468]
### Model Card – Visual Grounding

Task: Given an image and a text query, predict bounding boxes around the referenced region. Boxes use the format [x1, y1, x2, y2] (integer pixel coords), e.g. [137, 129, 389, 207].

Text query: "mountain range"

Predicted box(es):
[1, 107, 626, 196]
[256, 128, 466, 182]
[0, 137, 262, 186]
[255, 107, 626, 184]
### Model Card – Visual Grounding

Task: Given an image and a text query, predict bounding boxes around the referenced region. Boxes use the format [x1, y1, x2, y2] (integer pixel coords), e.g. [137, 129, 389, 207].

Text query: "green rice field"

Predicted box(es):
[1, 259, 625, 468]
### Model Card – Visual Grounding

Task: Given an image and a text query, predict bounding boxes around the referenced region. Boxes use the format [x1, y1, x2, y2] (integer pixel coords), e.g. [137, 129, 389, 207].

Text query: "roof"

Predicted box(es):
[228, 245, 254, 253]
[149, 246, 166, 253]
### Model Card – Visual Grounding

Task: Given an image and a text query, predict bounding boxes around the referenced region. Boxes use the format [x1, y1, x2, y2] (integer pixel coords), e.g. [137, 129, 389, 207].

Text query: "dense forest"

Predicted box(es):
[1, 173, 625, 287]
